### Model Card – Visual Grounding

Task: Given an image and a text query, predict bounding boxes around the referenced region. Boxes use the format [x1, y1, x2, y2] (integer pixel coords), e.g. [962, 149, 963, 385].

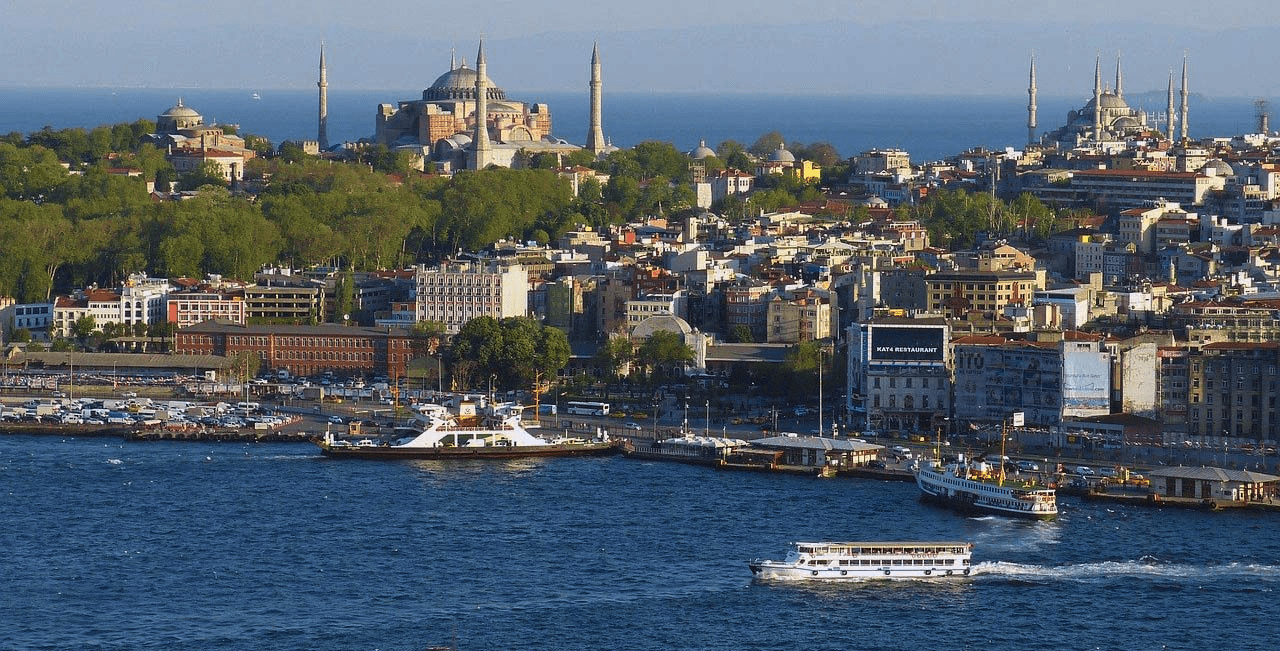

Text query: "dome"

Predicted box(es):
[1084, 92, 1130, 112]
[156, 98, 203, 134]
[424, 65, 506, 102]
[769, 142, 796, 163]
[160, 99, 201, 118]
[1202, 159, 1235, 176]
[1112, 116, 1140, 129]
[690, 139, 716, 160]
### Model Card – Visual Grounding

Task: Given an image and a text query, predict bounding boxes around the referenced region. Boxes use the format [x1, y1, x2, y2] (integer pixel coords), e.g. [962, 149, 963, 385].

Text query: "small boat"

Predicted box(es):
[749, 541, 975, 581]
[251, 92, 261, 100]
[315, 400, 621, 460]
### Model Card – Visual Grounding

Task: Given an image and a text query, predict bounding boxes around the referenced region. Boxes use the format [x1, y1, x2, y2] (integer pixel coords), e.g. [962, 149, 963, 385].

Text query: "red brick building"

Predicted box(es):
[175, 320, 414, 378]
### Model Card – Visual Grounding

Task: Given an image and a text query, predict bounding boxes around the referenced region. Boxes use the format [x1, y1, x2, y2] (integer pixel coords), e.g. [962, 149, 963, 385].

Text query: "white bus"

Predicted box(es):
[564, 401, 610, 417]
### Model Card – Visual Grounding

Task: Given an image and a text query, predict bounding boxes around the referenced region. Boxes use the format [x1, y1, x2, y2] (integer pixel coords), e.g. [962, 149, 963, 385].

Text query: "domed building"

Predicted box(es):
[375, 41, 600, 171]
[1042, 55, 1161, 148]
[157, 99, 204, 133]
[689, 139, 716, 160]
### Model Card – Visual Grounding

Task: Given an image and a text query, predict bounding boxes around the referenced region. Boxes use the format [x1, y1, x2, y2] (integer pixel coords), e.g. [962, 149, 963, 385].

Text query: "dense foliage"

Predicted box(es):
[445, 316, 571, 391]
[0, 125, 587, 302]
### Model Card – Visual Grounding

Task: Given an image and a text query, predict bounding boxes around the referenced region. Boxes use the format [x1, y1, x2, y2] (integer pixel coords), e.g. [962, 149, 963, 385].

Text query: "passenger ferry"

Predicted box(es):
[315, 400, 621, 460]
[915, 455, 1058, 520]
[749, 541, 975, 581]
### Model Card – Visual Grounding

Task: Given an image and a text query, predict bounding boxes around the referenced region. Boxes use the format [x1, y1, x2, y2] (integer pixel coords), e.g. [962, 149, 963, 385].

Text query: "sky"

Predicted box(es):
[4, 1, 1280, 97]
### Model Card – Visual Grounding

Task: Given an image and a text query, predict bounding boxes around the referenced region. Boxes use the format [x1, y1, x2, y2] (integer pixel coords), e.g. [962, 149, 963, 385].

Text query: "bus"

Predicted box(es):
[564, 401, 610, 417]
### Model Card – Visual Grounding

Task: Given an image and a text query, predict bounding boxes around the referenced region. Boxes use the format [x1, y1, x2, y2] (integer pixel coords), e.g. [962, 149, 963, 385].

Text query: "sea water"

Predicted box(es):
[1, 434, 1275, 650]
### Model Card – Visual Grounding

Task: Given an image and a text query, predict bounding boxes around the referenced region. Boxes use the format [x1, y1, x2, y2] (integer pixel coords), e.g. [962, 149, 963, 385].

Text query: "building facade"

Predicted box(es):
[175, 321, 414, 379]
[847, 318, 951, 434]
[925, 268, 1040, 318]
[1185, 342, 1280, 443]
[167, 292, 247, 329]
[415, 261, 528, 334]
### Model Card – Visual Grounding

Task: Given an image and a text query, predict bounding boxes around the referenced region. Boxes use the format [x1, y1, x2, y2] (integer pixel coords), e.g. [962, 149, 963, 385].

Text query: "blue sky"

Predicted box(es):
[4, 1, 1280, 97]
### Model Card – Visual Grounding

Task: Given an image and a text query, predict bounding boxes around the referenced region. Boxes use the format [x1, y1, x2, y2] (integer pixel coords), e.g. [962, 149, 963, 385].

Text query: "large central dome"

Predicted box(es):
[423, 65, 507, 102]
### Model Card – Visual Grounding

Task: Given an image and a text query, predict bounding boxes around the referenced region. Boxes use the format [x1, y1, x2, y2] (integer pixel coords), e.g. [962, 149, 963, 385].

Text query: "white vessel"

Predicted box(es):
[316, 401, 620, 459]
[749, 541, 974, 581]
[915, 456, 1058, 520]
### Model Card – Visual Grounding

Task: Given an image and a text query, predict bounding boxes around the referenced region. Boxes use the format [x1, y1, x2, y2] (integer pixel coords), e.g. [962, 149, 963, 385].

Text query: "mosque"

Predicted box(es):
[1034, 54, 1190, 149]
[372, 40, 607, 171]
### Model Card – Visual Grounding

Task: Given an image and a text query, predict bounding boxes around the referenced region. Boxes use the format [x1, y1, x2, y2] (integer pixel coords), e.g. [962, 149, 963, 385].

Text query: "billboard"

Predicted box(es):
[1062, 349, 1110, 416]
[870, 325, 945, 362]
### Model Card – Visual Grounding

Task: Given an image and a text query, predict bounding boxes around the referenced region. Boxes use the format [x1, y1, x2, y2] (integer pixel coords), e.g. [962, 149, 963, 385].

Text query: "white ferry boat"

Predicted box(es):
[315, 400, 620, 460]
[915, 456, 1057, 520]
[749, 541, 974, 581]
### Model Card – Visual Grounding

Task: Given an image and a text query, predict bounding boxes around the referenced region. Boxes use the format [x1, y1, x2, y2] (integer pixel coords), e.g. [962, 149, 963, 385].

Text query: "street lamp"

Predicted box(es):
[705, 399, 710, 437]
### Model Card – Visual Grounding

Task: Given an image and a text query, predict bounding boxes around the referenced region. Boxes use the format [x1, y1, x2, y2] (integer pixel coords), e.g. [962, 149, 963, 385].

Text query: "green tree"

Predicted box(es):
[748, 131, 785, 157]
[635, 330, 694, 382]
[716, 140, 752, 171]
[446, 316, 571, 391]
[594, 335, 634, 382]
[10, 328, 31, 343]
[728, 324, 754, 343]
[71, 315, 96, 345]
[177, 161, 229, 190]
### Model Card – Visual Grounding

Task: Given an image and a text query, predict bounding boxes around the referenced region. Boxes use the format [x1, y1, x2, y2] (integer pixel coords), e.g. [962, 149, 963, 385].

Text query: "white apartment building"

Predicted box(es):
[625, 291, 688, 332]
[415, 261, 528, 334]
[167, 292, 247, 329]
[52, 274, 172, 337]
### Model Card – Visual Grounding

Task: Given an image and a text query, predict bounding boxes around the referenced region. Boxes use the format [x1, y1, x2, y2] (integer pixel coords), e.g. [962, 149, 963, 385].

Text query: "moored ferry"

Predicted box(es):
[749, 541, 974, 580]
[314, 400, 621, 460]
[915, 456, 1058, 520]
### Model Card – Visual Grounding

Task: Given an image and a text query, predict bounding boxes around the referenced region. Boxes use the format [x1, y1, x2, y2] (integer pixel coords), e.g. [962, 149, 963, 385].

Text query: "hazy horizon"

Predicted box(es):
[4, 1, 1280, 97]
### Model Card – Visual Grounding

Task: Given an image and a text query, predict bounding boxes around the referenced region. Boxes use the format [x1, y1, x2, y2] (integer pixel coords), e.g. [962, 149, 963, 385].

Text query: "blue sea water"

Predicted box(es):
[1, 434, 1276, 650]
[0, 87, 1269, 162]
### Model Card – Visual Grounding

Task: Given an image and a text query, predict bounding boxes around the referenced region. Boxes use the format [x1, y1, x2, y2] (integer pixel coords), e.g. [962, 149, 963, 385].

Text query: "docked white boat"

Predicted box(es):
[749, 541, 975, 581]
[915, 456, 1057, 520]
[315, 400, 620, 460]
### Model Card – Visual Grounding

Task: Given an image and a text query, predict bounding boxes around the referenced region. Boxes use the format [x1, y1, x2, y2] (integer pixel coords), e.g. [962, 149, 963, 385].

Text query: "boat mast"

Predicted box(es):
[998, 415, 1007, 487]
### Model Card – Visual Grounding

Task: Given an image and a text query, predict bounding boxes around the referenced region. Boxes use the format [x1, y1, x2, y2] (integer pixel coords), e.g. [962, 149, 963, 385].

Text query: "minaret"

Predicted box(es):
[317, 43, 328, 151]
[1114, 52, 1124, 100]
[1027, 53, 1038, 146]
[1179, 56, 1190, 143]
[1092, 55, 1103, 143]
[1166, 69, 1177, 141]
[471, 39, 491, 170]
[586, 42, 606, 157]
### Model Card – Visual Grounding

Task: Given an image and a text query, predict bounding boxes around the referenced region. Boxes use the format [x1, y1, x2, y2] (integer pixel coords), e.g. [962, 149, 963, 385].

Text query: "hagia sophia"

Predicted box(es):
[373, 40, 608, 171]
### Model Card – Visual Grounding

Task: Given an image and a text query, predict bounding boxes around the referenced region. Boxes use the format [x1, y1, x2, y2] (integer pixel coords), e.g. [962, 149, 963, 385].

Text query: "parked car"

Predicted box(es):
[623, 421, 642, 431]
[327, 416, 345, 425]
[1016, 460, 1041, 472]
[1075, 465, 1095, 476]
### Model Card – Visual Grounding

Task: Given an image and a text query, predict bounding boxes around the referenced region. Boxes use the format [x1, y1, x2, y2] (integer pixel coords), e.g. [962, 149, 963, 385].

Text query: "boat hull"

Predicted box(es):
[749, 561, 971, 581]
[916, 468, 1057, 520]
[318, 440, 623, 460]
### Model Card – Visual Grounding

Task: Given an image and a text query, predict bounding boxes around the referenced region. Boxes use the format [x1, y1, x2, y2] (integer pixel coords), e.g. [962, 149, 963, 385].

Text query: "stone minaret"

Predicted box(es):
[586, 42, 606, 157]
[1114, 52, 1124, 100]
[472, 39, 491, 170]
[1092, 55, 1103, 143]
[1027, 53, 1037, 146]
[1179, 56, 1190, 143]
[317, 43, 329, 151]
[1166, 69, 1177, 141]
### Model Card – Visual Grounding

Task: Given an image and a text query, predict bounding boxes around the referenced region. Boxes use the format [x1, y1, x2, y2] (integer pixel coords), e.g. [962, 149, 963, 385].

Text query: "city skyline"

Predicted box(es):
[3, 1, 1280, 97]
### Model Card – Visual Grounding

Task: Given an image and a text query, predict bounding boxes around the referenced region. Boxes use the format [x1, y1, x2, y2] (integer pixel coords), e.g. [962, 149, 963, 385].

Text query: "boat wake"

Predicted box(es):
[973, 559, 1280, 584]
